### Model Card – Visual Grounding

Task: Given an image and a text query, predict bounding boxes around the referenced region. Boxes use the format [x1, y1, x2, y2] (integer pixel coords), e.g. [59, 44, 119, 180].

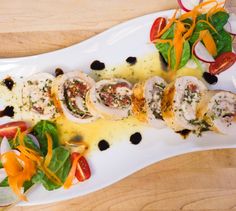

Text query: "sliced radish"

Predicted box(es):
[193, 41, 215, 63]
[224, 13, 236, 36]
[0, 168, 7, 183]
[0, 187, 17, 207]
[177, 0, 200, 12]
[0, 137, 11, 155]
[27, 134, 40, 149]
[178, 0, 225, 12]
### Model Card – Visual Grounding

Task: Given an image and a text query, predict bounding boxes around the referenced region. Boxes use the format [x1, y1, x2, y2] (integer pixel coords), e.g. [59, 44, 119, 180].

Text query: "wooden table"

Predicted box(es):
[1, 0, 236, 210]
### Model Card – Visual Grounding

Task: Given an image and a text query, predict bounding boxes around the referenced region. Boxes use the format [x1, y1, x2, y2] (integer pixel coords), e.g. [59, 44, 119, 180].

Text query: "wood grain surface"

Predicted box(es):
[1, 0, 236, 210]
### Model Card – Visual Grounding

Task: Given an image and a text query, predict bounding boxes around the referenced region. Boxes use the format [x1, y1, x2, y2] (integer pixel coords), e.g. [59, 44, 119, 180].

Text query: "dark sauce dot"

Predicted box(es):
[90, 60, 105, 70]
[126, 57, 137, 65]
[55, 68, 64, 77]
[176, 129, 191, 139]
[98, 140, 110, 151]
[0, 106, 14, 118]
[159, 53, 168, 71]
[2, 77, 15, 91]
[202, 72, 218, 85]
[130, 132, 142, 145]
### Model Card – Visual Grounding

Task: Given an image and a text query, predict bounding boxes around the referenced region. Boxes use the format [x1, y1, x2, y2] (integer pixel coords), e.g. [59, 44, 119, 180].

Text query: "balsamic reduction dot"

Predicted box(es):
[203, 72, 218, 85]
[130, 132, 142, 145]
[2, 77, 15, 91]
[90, 60, 105, 70]
[176, 129, 191, 139]
[55, 68, 64, 77]
[0, 106, 14, 118]
[98, 140, 110, 151]
[126, 57, 137, 65]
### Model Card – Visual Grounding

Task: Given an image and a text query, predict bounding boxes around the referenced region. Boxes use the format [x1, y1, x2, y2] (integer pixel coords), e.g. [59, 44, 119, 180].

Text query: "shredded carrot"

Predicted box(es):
[197, 19, 218, 34]
[17, 145, 41, 164]
[173, 21, 186, 70]
[200, 30, 217, 56]
[44, 133, 53, 167]
[2, 152, 36, 201]
[1, 151, 23, 176]
[63, 154, 82, 189]
[51, 94, 63, 114]
[156, 9, 178, 38]
[39, 165, 63, 186]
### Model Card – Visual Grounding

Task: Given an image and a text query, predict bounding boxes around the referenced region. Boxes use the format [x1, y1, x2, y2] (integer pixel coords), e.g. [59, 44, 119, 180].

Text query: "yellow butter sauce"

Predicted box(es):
[55, 116, 146, 153]
[55, 52, 203, 151]
[0, 52, 203, 152]
[90, 52, 203, 83]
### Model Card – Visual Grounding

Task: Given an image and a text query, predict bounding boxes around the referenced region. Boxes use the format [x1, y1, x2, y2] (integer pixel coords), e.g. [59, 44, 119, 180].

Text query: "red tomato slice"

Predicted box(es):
[0, 121, 27, 138]
[71, 152, 91, 182]
[150, 17, 166, 42]
[209, 52, 236, 75]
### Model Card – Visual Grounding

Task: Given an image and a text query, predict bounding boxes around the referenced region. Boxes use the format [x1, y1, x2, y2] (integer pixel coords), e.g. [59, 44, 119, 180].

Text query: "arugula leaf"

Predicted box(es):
[32, 147, 71, 191]
[32, 120, 59, 156]
[24, 136, 42, 154]
[0, 177, 9, 187]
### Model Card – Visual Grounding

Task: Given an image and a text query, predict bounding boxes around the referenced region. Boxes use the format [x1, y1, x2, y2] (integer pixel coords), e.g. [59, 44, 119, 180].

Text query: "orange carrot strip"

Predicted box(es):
[63, 154, 82, 189]
[44, 133, 53, 167]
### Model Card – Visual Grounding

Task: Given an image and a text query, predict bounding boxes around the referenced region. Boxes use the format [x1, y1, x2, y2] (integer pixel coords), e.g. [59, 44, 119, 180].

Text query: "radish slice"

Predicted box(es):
[224, 13, 236, 35]
[178, 0, 225, 12]
[0, 187, 17, 207]
[177, 0, 200, 12]
[193, 41, 215, 63]
[27, 134, 40, 149]
[0, 137, 11, 155]
[0, 168, 7, 183]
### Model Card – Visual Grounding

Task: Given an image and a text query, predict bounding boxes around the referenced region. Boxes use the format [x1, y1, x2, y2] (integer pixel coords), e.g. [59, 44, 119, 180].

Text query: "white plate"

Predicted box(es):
[0, 9, 236, 206]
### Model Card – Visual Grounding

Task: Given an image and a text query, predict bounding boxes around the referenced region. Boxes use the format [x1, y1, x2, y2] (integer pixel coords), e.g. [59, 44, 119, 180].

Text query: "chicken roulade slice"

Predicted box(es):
[22, 72, 57, 120]
[86, 79, 132, 120]
[132, 76, 167, 128]
[197, 90, 236, 134]
[161, 76, 207, 132]
[51, 71, 98, 123]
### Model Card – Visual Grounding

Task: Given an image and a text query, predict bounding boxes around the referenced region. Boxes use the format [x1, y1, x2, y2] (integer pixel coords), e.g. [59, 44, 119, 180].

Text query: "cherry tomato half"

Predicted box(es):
[150, 17, 166, 42]
[209, 52, 236, 75]
[71, 152, 91, 182]
[0, 121, 27, 138]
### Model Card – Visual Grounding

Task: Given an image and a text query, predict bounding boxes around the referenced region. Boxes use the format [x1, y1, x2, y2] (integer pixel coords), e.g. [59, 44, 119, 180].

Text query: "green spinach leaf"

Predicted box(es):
[213, 29, 232, 55]
[32, 147, 71, 191]
[32, 120, 59, 156]
[210, 11, 229, 32]
[170, 41, 191, 69]
[0, 177, 9, 187]
[161, 24, 175, 39]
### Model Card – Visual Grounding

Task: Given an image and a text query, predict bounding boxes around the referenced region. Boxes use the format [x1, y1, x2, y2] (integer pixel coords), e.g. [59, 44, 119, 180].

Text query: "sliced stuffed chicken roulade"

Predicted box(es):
[86, 79, 132, 120]
[51, 71, 98, 123]
[132, 76, 167, 128]
[197, 90, 236, 134]
[161, 76, 207, 132]
[22, 73, 57, 120]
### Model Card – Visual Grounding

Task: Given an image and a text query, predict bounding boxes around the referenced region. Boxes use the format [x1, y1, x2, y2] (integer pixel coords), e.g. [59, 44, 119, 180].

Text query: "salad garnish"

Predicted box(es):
[151, 0, 236, 73]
